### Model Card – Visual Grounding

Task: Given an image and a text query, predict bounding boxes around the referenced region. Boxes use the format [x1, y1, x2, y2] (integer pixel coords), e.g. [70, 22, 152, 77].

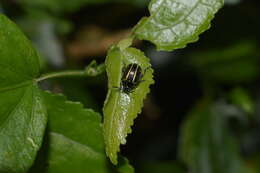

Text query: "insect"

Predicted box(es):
[120, 63, 144, 94]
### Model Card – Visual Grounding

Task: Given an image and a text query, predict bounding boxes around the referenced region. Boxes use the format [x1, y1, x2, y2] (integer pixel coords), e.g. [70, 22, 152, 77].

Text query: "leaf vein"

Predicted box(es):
[150, 0, 201, 33]
[50, 132, 103, 158]
[0, 81, 32, 93]
[0, 85, 30, 134]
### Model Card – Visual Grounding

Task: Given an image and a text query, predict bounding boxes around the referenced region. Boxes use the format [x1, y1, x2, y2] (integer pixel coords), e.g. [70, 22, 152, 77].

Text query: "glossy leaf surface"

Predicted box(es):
[36, 91, 110, 173]
[133, 0, 224, 51]
[103, 42, 154, 164]
[0, 14, 47, 173]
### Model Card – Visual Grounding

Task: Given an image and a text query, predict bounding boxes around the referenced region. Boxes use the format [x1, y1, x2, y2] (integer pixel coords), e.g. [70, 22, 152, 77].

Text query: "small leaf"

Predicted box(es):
[0, 14, 47, 172]
[117, 38, 134, 50]
[103, 43, 154, 164]
[34, 91, 110, 173]
[116, 156, 135, 173]
[179, 100, 248, 173]
[133, 0, 224, 51]
[84, 60, 105, 77]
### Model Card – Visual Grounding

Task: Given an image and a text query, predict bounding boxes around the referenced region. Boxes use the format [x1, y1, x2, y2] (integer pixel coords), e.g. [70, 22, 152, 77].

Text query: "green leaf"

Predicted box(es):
[0, 15, 40, 89]
[179, 101, 248, 173]
[56, 78, 100, 111]
[85, 60, 106, 77]
[116, 156, 135, 173]
[133, 0, 224, 51]
[0, 14, 47, 172]
[103, 43, 154, 164]
[32, 91, 110, 173]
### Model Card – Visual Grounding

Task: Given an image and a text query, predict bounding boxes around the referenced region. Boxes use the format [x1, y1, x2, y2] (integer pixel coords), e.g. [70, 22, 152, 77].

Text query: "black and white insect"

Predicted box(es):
[119, 63, 144, 94]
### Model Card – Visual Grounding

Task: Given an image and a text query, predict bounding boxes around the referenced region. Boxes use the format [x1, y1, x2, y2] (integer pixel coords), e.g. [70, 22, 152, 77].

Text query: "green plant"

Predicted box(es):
[0, 0, 233, 172]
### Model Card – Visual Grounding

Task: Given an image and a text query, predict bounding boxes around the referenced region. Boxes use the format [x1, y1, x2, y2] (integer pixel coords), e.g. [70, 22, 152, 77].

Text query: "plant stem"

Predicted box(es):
[36, 70, 86, 82]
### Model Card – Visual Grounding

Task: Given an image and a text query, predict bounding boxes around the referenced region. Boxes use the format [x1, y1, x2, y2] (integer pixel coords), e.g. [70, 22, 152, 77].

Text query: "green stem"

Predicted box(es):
[36, 70, 87, 82]
[36, 61, 105, 82]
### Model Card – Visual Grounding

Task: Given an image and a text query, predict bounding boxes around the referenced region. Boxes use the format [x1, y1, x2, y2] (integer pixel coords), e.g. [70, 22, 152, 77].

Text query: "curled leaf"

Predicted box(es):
[103, 42, 154, 164]
[85, 60, 105, 76]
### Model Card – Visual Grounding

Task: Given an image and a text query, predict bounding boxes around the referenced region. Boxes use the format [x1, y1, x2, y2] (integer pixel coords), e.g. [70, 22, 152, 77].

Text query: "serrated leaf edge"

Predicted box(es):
[133, 0, 224, 51]
[42, 90, 102, 122]
[104, 47, 154, 164]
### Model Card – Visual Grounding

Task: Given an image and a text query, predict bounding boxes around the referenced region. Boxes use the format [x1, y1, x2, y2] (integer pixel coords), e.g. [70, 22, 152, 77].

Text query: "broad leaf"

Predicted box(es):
[31, 91, 110, 173]
[0, 14, 47, 172]
[133, 0, 224, 51]
[179, 101, 248, 173]
[103, 41, 154, 164]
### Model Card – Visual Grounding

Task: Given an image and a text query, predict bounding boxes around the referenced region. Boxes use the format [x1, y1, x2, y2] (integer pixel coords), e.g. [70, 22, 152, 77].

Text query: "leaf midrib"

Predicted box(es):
[50, 132, 104, 158]
[0, 80, 34, 93]
[107, 91, 120, 144]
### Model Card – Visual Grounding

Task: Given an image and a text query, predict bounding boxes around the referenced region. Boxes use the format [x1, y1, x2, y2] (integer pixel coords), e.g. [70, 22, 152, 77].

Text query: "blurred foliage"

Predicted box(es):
[247, 154, 260, 173]
[179, 100, 249, 173]
[229, 87, 255, 115]
[137, 161, 185, 173]
[19, 0, 149, 15]
[189, 41, 259, 84]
